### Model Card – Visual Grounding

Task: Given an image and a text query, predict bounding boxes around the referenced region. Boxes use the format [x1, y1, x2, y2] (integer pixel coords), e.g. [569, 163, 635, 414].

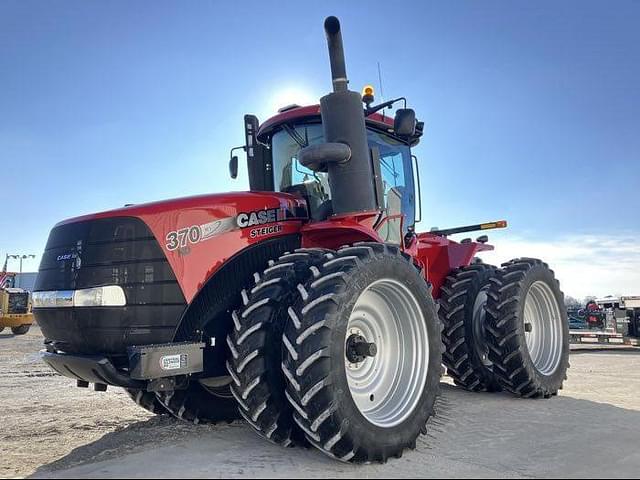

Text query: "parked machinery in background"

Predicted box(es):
[629, 308, 640, 339]
[584, 300, 605, 330]
[0, 272, 34, 335]
[570, 296, 640, 346]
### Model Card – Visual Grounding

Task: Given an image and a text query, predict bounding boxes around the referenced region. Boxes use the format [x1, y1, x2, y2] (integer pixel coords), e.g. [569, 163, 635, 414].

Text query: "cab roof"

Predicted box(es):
[257, 104, 420, 146]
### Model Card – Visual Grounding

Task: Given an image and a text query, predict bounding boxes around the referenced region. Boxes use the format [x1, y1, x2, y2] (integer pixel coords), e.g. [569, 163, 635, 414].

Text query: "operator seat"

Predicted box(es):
[283, 183, 333, 221]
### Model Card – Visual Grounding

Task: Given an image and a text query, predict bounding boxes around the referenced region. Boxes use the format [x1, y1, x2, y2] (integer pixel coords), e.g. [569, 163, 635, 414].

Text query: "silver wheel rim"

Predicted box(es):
[524, 281, 563, 376]
[345, 278, 429, 428]
[472, 287, 492, 367]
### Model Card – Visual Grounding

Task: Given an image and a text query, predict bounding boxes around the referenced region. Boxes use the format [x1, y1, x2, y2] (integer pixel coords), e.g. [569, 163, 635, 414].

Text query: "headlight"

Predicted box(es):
[31, 291, 63, 308]
[32, 286, 126, 308]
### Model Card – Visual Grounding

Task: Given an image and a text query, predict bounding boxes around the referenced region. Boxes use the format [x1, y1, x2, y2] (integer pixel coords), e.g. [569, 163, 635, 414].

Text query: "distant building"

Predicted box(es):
[3, 272, 38, 292]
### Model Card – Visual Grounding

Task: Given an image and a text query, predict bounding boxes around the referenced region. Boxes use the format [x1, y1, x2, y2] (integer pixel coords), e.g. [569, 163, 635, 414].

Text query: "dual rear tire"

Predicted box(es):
[440, 259, 569, 397]
[485, 258, 569, 397]
[440, 264, 502, 392]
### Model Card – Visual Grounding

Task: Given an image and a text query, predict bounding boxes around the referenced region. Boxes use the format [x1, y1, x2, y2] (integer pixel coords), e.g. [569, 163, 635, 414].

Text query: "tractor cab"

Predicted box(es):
[233, 101, 424, 245]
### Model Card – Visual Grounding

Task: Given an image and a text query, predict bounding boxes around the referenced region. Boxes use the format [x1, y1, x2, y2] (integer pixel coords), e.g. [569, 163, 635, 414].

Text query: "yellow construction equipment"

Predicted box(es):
[0, 272, 34, 335]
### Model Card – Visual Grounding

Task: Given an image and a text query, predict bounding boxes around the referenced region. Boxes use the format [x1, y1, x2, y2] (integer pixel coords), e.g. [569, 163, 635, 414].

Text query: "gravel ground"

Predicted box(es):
[1, 326, 639, 479]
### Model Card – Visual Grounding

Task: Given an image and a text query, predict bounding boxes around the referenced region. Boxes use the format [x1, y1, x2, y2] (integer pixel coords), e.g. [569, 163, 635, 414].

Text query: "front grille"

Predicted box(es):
[8, 292, 29, 314]
[34, 217, 186, 355]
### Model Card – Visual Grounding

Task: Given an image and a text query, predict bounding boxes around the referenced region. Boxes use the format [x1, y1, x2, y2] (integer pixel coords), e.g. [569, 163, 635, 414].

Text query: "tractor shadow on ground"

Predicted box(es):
[32, 383, 640, 479]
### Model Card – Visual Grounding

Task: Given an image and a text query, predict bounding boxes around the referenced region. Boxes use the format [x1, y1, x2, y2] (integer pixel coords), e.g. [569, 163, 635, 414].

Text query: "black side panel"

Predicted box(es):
[245, 114, 274, 192]
[175, 234, 301, 377]
[34, 217, 186, 355]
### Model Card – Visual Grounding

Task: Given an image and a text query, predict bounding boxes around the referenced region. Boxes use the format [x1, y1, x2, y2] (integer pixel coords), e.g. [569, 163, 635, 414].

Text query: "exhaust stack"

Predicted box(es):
[319, 16, 378, 216]
[324, 16, 348, 93]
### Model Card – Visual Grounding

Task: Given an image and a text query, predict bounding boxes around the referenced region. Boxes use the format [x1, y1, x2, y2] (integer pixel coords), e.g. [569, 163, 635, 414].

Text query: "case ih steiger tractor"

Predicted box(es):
[33, 17, 569, 463]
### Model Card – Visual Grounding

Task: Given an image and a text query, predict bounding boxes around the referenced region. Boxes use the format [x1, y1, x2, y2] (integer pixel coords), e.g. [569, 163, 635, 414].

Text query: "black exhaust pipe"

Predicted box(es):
[320, 16, 378, 216]
[324, 16, 348, 93]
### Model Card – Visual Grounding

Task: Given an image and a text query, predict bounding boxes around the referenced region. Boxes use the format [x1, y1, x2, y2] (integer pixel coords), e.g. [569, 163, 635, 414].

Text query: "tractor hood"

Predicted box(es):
[47, 192, 308, 303]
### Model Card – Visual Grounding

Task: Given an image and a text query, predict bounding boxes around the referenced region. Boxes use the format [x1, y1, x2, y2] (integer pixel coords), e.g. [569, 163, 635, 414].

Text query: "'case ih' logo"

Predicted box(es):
[236, 207, 295, 228]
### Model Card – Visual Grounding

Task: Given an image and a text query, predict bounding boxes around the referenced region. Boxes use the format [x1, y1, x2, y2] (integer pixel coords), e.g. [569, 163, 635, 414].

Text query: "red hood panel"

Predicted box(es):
[57, 192, 307, 303]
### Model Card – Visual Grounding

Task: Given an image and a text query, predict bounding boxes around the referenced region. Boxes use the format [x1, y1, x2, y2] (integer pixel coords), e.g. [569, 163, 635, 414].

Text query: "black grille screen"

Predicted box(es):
[36, 217, 183, 302]
[34, 217, 187, 354]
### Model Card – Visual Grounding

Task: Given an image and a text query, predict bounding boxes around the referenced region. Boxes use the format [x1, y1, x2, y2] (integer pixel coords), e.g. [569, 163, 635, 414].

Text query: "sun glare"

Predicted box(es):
[267, 86, 318, 115]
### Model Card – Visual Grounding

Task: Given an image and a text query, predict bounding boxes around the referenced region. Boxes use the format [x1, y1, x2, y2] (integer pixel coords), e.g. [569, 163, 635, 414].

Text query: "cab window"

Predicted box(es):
[271, 123, 332, 220]
[270, 123, 415, 232]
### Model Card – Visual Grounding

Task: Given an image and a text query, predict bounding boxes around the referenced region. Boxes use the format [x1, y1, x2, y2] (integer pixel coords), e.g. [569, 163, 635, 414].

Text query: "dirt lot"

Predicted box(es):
[1, 326, 639, 479]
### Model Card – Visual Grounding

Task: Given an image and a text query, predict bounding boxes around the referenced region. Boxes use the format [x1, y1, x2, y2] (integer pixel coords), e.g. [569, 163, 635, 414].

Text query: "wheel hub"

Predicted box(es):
[344, 278, 430, 428]
[524, 281, 563, 376]
[345, 333, 378, 364]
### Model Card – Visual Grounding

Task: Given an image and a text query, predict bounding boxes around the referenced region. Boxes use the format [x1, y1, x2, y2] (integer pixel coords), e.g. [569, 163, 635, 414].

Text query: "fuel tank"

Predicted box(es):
[33, 191, 307, 355]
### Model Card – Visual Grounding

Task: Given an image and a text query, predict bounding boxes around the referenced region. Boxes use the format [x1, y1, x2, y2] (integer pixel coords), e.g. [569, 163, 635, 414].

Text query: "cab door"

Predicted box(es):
[367, 130, 416, 245]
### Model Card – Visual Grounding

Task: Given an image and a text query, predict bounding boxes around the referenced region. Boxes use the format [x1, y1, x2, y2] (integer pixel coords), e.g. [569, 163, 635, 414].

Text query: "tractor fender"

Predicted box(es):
[300, 212, 382, 250]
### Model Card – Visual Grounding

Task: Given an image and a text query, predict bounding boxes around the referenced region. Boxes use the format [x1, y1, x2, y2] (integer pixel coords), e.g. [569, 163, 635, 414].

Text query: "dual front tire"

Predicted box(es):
[229, 243, 442, 463]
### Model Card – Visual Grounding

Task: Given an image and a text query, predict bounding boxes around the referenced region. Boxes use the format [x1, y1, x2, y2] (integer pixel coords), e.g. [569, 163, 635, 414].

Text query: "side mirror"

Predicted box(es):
[229, 155, 238, 179]
[298, 142, 351, 172]
[394, 109, 416, 137]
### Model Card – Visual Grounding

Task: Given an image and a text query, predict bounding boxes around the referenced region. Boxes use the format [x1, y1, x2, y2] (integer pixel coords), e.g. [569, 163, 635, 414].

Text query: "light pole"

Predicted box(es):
[4, 254, 36, 273]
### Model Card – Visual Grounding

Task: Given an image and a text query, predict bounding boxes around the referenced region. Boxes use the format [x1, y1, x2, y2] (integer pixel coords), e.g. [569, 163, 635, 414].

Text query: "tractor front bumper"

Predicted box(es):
[41, 350, 145, 388]
[41, 341, 205, 391]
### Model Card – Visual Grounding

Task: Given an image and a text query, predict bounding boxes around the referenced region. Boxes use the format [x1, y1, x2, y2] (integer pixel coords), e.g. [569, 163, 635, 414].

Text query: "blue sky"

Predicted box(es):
[1, 0, 638, 297]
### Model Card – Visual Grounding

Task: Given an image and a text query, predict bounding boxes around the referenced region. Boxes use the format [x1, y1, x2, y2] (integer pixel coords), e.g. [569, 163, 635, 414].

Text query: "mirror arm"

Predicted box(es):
[364, 97, 407, 117]
[230, 145, 246, 157]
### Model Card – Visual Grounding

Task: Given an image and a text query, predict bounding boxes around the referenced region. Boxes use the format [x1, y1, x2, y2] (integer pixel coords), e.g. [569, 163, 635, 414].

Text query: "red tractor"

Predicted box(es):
[33, 17, 569, 463]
